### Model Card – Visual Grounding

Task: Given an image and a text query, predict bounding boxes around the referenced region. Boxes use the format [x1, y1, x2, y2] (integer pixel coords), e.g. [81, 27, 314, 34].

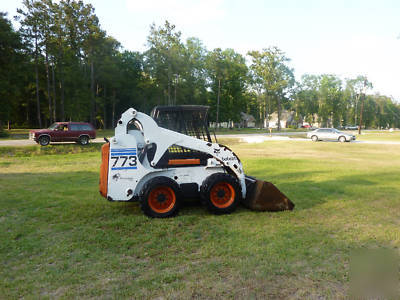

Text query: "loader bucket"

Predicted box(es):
[243, 176, 294, 211]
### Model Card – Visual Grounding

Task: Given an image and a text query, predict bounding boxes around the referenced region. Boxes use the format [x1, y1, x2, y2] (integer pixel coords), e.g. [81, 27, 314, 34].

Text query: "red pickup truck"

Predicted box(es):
[29, 122, 96, 146]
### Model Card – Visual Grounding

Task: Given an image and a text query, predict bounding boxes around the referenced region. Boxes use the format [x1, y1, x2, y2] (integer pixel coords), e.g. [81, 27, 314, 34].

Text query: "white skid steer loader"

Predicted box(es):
[99, 106, 294, 218]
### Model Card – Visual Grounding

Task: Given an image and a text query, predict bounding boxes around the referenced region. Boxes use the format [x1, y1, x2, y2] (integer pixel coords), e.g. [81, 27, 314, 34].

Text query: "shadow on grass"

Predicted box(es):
[275, 172, 396, 210]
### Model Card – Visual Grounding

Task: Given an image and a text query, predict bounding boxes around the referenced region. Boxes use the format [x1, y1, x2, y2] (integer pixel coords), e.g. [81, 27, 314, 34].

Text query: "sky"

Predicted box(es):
[2, 0, 400, 100]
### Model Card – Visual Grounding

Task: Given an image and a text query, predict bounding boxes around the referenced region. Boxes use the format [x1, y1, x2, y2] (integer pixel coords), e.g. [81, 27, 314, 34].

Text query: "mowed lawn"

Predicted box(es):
[356, 130, 400, 141]
[1, 141, 399, 298]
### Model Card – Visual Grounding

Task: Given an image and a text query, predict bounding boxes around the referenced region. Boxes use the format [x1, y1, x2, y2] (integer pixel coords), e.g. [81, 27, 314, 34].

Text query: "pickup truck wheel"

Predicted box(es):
[79, 135, 89, 145]
[140, 177, 181, 218]
[200, 173, 241, 215]
[338, 136, 346, 143]
[38, 136, 50, 146]
[311, 135, 318, 142]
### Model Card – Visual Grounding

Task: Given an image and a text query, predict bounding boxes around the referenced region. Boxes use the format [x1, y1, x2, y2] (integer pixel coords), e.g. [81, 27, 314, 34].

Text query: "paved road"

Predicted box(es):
[1, 134, 400, 146]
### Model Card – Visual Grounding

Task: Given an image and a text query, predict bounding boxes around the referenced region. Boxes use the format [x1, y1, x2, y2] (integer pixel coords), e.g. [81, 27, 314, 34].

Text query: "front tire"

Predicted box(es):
[311, 135, 318, 142]
[79, 135, 89, 145]
[139, 177, 181, 218]
[200, 173, 241, 214]
[338, 136, 346, 143]
[38, 135, 50, 146]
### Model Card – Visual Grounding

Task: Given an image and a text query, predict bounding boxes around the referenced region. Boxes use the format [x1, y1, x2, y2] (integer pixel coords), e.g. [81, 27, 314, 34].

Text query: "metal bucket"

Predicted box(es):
[242, 176, 294, 211]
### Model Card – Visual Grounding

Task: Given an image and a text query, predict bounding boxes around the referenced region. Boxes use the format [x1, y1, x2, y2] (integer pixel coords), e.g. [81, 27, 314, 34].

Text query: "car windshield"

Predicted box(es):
[48, 123, 59, 130]
[334, 129, 342, 133]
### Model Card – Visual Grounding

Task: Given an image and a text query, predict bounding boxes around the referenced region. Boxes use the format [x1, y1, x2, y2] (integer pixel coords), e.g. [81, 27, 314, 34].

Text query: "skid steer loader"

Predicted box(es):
[99, 106, 294, 218]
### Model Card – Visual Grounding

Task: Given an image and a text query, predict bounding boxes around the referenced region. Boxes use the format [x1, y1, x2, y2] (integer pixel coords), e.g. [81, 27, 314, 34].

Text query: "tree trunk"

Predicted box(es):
[112, 89, 116, 128]
[45, 49, 53, 124]
[51, 63, 57, 121]
[277, 95, 281, 131]
[358, 93, 365, 134]
[167, 65, 171, 105]
[34, 32, 42, 128]
[358, 80, 367, 134]
[90, 61, 95, 125]
[354, 94, 359, 125]
[216, 79, 221, 128]
[167, 80, 171, 105]
[258, 96, 262, 127]
[35, 62, 42, 128]
[58, 50, 65, 121]
[104, 85, 107, 129]
[264, 92, 268, 128]
[174, 74, 178, 105]
[59, 74, 65, 121]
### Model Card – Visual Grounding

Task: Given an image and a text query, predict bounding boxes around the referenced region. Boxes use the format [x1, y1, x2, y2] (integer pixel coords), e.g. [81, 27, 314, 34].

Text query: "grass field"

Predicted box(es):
[1, 141, 399, 298]
[356, 131, 400, 141]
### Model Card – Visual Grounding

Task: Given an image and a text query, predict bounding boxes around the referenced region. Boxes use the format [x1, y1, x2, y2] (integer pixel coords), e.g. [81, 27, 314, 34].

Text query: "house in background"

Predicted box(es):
[268, 110, 302, 128]
[240, 112, 256, 128]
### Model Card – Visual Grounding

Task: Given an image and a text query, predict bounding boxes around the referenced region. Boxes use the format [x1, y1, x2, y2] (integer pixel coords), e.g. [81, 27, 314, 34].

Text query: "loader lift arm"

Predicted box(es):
[113, 108, 247, 198]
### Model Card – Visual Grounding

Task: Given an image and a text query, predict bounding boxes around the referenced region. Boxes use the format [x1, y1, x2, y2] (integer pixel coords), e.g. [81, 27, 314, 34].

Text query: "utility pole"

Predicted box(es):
[358, 79, 367, 135]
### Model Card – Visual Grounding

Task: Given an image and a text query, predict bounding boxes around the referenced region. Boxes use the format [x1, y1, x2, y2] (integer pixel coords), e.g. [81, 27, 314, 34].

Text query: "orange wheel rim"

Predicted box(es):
[210, 182, 235, 208]
[148, 186, 176, 213]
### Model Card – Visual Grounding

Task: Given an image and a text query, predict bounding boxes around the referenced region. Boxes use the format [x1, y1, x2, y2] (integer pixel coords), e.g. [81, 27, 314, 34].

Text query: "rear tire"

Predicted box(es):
[79, 135, 89, 145]
[200, 173, 241, 215]
[311, 135, 318, 142]
[38, 135, 50, 146]
[338, 136, 346, 143]
[139, 177, 181, 218]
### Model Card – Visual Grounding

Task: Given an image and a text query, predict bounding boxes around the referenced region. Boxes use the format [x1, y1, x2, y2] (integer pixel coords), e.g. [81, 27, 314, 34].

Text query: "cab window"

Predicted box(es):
[70, 124, 80, 131]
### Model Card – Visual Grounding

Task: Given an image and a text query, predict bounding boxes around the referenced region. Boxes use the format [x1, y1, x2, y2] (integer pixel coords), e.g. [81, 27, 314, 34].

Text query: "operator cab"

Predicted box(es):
[151, 105, 216, 143]
[150, 105, 215, 168]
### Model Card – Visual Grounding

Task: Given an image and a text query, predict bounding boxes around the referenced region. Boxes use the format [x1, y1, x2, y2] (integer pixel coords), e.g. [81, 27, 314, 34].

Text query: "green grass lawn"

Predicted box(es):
[1, 141, 399, 298]
[356, 131, 400, 141]
[213, 127, 305, 135]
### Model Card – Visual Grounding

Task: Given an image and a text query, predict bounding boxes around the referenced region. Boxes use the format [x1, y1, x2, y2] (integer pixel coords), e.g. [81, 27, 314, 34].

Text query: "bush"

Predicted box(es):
[0, 130, 10, 138]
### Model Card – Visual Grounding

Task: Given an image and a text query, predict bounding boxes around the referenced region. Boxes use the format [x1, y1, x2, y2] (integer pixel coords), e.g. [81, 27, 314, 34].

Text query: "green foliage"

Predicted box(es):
[0, 12, 26, 126]
[248, 47, 295, 129]
[206, 48, 249, 122]
[0, 130, 10, 138]
[1, 2, 400, 130]
[294, 74, 398, 129]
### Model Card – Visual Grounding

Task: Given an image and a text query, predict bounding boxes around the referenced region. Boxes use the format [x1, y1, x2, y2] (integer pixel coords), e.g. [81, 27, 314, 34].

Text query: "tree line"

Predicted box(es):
[1, 0, 399, 130]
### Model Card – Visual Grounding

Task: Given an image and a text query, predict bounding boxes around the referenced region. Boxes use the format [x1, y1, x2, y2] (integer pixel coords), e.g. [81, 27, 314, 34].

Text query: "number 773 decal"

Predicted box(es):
[110, 148, 138, 170]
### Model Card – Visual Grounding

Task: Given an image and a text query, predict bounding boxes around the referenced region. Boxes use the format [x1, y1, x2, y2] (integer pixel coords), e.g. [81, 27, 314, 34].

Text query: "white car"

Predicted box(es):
[307, 128, 356, 142]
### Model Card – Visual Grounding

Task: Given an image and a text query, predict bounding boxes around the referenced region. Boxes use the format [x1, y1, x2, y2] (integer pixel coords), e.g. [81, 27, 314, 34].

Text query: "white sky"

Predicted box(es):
[2, 0, 400, 100]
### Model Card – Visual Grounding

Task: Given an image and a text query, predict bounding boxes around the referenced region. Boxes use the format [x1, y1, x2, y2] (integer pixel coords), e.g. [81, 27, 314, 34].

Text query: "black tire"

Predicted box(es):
[338, 136, 346, 143]
[79, 135, 89, 145]
[311, 135, 318, 142]
[200, 173, 241, 215]
[139, 176, 181, 218]
[38, 135, 50, 146]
